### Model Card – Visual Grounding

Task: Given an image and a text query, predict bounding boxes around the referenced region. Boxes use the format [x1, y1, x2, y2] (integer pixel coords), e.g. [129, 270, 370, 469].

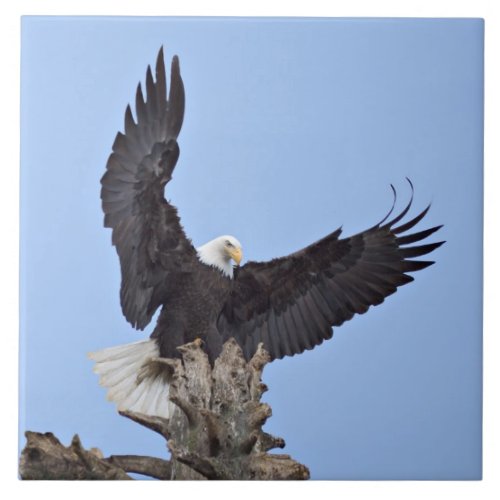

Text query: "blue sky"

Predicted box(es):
[20, 17, 483, 480]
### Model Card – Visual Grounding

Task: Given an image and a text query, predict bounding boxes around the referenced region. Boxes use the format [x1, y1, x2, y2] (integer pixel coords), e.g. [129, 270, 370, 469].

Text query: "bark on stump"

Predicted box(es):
[19, 339, 309, 480]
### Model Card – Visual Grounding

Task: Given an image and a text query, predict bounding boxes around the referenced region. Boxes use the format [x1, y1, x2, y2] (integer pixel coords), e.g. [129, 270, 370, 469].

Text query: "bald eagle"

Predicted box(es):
[89, 48, 444, 418]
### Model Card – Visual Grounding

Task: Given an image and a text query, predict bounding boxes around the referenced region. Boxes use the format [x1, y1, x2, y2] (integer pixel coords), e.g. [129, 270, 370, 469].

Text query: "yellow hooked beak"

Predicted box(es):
[228, 247, 243, 266]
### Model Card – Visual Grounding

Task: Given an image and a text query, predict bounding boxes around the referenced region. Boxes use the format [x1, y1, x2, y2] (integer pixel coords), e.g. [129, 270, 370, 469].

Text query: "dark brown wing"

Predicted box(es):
[218, 185, 444, 360]
[101, 48, 198, 329]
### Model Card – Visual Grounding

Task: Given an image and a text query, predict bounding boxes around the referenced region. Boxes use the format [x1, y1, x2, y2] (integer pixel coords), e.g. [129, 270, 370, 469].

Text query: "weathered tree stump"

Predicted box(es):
[19, 339, 310, 480]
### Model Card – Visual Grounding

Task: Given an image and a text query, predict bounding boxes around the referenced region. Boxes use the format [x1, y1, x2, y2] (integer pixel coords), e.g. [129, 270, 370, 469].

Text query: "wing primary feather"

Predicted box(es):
[383, 178, 414, 229]
[356, 263, 407, 289]
[342, 267, 388, 302]
[369, 183, 397, 230]
[400, 260, 435, 272]
[399, 241, 445, 258]
[340, 270, 385, 305]
[167, 55, 185, 137]
[124, 104, 136, 135]
[332, 275, 371, 313]
[396, 225, 443, 245]
[145, 65, 157, 114]
[155, 46, 167, 103]
[392, 205, 431, 234]
[135, 82, 147, 124]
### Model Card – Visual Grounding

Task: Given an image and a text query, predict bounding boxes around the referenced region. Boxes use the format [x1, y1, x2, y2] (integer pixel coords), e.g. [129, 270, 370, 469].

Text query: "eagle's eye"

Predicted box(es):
[226, 240, 233, 247]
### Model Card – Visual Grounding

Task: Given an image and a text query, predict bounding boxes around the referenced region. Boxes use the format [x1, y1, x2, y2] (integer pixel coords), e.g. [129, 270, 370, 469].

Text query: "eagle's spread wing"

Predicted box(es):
[101, 48, 197, 329]
[218, 187, 444, 360]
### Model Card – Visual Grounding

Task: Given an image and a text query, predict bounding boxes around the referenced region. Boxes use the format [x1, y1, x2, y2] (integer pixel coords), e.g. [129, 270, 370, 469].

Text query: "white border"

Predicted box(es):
[2, 1, 497, 499]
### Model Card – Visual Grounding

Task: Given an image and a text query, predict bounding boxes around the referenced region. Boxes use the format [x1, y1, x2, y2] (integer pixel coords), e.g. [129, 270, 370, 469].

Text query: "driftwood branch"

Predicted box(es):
[19, 432, 132, 480]
[105, 455, 172, 480]
[19, 339, 309, 480]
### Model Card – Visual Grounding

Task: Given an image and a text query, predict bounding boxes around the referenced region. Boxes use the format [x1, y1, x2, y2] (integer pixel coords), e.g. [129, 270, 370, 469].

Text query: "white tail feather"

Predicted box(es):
[88, 339, 175, 418]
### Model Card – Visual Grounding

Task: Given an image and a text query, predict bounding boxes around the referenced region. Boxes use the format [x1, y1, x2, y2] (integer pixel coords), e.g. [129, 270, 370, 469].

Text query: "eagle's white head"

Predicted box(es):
[196, 235, 243, 278]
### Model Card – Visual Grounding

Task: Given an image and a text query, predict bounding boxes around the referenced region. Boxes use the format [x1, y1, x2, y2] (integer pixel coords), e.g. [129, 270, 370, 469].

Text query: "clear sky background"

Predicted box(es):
[20, 17, 483, 480]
